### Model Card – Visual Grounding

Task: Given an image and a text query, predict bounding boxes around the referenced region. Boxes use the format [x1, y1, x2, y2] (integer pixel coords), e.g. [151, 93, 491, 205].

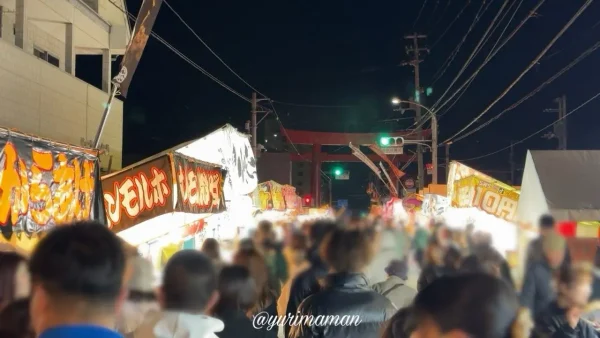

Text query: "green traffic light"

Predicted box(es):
[334, 168, 342, 176]
[426, 87, 433, 96]
[380, 137, 390, 146]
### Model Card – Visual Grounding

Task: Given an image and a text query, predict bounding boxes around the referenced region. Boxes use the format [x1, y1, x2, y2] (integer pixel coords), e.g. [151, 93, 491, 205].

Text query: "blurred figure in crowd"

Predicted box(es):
[417, 238, 447, 291]
[233, 248, 278, 338]
[254, 220, 288, 289]
[534, 264, 596, 337]
[202, 238, 224, 272]
[372, 259, 416, 310]
[380, 306, 415, 338]
[284, 220, 337, 337]
[290, 228, 393, 338]
[462, 244, 515, 287]
[521, 231, 567, 318]
[465, 223, 475, 253]
[412, 226, 429, 269]
[283, 231, 308, 279]
[29, 221, 127, 338]
[0, 252, 29, 310]
[116, 256, 159, 336]
[239, 238, 255, 251]
[0, 298, 34, 338]
[443, 245, 463, 273]
[365, 222, 407, 285]
[134, 250, 223, 338]
[526, 214, 556, 268]
[411, 274, 533, 338]
[213, 266, 262, 338]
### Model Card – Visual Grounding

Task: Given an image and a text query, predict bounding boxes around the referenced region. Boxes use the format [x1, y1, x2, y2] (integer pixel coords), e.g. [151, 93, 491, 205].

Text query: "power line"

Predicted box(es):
[458, 89, 600, 161]
[452, 40, 600, 143]
[412, 0, 430, 31]
[429, 0, 452, 36]
[431, 0, 491, 86]
[430, 1, 471, 49]
[433, 0, 546, 113]
[443, 0, 594, 144]
[432, 0, 510, 110]
[271, 101, 356, 109]
[163, 0, 267, 98]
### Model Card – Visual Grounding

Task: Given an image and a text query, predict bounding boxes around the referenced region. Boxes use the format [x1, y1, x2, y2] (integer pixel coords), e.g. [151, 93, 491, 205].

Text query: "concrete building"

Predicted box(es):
[0, 0, 131, 172]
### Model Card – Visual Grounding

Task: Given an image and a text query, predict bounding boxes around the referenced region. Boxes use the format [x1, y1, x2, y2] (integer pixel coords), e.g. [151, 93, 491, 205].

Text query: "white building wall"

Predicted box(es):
[0, 38, 123, 170]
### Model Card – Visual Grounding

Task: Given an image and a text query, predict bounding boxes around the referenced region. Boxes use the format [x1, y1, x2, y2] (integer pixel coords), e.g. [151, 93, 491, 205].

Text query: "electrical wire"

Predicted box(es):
[412, 0, 430, 31]
[452, 40, 600, 143]
[425, 0, 441, 29]
[431, 0, 510, 110]
[458, 89, 600, 161]
[433, 0, 546, 113]
[271, 101, 356, 109]
[429, 0, 452, 36]
[163, 0, 267, 98]
[443, 0, 594, 144]
[431, 0, 492, 86]
[430, 0, 471, 50]
[436, 0, 524, 119]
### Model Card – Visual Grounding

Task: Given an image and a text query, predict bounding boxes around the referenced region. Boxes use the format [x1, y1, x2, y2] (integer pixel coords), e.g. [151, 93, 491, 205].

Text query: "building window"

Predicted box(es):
[297, 171, 304, 177]
[34, 47, 60, 68]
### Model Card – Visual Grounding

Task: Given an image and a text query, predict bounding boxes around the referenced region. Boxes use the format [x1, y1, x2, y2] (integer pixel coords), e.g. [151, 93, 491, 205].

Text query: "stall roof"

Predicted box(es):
[517, 150, 600, 224]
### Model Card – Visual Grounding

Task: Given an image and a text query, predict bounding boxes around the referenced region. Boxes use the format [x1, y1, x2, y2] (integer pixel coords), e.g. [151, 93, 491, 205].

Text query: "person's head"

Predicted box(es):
[538, 214, 555, 235]
[0, 252, 29, 309]
[28, 222, 126, 332]
[320, 228, 376, 273]
[201, 238, 221, 261]
[254, 221, 275, 247]
[238, 238, 255, 251]
[160, 250, 218, 314]
[411, 274, 533, 338]
[556, 264, 593, 310]
[425, 238, 444, 266]
[0, 298, 33, 338]
[308, 220, 338, 248]
[542, 231, 566, 269]
[290, 231, 307, 252]
[460, 247, 504, 279]
[126, 256, 156, 303]
[443, 246, 463, 270]
[214, 266, 257, 315]
[385, 260, 408, 280]
[382, 306, 415, 338]
[232, 248, 273, 311]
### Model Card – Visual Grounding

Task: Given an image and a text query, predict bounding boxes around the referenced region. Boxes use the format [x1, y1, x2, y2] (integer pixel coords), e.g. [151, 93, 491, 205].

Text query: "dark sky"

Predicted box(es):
[79, 0, 600, 210]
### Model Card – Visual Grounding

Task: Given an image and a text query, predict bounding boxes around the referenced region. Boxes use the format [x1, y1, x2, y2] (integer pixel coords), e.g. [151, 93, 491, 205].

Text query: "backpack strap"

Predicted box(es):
[382, 283, 405, 297]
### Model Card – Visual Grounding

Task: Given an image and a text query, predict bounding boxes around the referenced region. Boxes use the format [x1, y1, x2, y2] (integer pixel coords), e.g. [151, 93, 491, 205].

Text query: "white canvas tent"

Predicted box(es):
[517, 150, 600, 225]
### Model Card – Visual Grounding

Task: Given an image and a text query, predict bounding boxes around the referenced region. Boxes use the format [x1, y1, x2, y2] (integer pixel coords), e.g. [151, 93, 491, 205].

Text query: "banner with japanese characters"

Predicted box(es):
[102, 155, 172, 232]
[173, 154, 226, 214]
[0, 131, 103, 240]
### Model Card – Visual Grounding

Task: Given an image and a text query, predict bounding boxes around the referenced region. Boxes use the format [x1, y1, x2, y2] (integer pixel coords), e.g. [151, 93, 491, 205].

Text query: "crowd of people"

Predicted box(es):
[0, 214, 598, 338]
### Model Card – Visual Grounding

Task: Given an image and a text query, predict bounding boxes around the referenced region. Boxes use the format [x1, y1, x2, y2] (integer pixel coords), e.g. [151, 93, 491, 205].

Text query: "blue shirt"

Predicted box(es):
[39, 325, 123, 338]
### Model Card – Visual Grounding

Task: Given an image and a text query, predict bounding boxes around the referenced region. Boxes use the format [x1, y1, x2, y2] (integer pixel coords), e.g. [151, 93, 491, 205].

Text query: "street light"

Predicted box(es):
[391, 98, 439, 185]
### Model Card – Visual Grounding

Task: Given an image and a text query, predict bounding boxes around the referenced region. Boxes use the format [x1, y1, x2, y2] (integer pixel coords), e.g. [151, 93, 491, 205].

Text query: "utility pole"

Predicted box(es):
[445, 142, 450, 183]
[251, 92, 258, 157]
[543, 95, 568, 150]
[404, 33, 429, 190]
[510, 141, 515, 185]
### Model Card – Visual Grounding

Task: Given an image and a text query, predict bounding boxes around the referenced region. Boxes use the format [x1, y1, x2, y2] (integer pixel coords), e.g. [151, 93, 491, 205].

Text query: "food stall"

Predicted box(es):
[0, 129, 104, 252]
[102, 152, 226, 269]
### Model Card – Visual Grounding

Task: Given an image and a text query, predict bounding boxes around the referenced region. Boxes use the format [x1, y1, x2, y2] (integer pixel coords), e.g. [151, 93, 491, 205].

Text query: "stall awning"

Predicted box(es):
[518, 150, 600, 224]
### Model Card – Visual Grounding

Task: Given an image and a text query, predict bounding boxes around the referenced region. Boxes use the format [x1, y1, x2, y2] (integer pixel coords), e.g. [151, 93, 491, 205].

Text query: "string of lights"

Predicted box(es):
[458, 90, 600, 162]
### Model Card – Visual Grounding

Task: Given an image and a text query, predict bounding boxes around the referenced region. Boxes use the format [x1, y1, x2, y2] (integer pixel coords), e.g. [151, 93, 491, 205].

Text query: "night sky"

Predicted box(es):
[79, 0, 600, 210]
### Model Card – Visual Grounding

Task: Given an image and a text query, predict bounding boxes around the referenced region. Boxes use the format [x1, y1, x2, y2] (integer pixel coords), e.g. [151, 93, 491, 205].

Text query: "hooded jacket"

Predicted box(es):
[133, 311, 224, 338]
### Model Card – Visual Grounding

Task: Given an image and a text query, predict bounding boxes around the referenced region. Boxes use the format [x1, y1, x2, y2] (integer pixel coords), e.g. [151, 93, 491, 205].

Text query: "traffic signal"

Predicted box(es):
[380, 137, 391, 146]
[303, 195, 312, 206]
[333, 168, 343, 176]
[426, 87, 433, 96]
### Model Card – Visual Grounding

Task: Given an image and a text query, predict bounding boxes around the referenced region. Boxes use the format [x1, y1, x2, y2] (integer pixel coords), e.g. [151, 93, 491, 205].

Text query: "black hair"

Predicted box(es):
[412, 274, 519, 338]
[0, 298, 33, 338]
[28, 221, 125, 305]
[539, 214, 555, 229]
[201, 238, 221, 260]
[214, 265, 257, 316]
[443, 245, 463, 270]
[162, 250, 217, 312]
[308, 220, 338, 246]
[381, 306, 415, 338]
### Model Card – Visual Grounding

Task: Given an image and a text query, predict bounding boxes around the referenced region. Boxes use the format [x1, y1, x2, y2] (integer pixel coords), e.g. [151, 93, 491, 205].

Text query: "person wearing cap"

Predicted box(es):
[521, 231, 568, 318]
[116, 256, 160, 337]
[372, 259, 417, 310]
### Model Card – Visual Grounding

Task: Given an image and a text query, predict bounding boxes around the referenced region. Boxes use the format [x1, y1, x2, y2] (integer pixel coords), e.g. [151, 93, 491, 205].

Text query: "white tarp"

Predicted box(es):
[176, 124, 258, 197]
[517, 150, 600, 224]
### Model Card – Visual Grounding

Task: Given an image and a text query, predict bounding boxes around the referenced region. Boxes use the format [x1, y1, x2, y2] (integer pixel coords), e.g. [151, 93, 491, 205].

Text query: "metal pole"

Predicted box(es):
[510, 141, 515, 185]
[413, 35, 424, 191]
[329, 178, 332, 207]
[445, 143, 450, 182]
[251, 92, 258, 157]
[431, 114, 438, 184]
[93, 84, 119, 149]
[562, 95, 567, 150]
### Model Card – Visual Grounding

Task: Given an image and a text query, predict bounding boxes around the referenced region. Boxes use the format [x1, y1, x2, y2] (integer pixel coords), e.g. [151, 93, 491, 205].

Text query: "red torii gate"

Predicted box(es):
[281, 127, 432, 204]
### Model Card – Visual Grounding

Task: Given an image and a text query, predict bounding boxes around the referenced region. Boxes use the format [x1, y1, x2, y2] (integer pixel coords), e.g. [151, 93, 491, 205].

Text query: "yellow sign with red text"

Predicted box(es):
[452, 176, 519, 222]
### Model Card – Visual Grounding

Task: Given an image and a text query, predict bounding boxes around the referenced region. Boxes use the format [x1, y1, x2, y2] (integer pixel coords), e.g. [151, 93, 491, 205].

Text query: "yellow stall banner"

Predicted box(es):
[452, 175, 520, 222]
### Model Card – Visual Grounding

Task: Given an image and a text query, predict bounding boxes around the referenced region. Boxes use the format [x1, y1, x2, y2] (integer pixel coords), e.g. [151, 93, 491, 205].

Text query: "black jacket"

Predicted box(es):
[534, 301, 598, 338]
[216, 310, 266, 338]
[417, 264, 450, 291]
[289, 272, 394, 338]
[285, 248, 329, 337]
[520, 260, 556, 319]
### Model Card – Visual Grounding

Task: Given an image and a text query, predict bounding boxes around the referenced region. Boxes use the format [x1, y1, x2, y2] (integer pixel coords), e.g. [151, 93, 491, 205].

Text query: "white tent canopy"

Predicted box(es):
[517, 150, 600, 225]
